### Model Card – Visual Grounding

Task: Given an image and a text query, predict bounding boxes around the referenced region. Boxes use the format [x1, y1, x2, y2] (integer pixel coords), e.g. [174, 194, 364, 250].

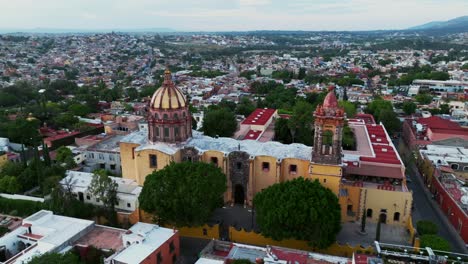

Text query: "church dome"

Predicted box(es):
[322, 86, 338, 109]
[150, 70, 187, 110]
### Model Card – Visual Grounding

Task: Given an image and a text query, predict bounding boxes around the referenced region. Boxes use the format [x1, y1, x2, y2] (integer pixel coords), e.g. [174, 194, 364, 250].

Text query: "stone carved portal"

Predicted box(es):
[181, 147, 199, 162]
[228, 151, 250, 204]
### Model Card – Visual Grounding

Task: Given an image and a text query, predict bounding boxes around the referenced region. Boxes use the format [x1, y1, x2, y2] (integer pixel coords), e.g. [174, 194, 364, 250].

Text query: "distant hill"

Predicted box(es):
[408, 16, 468, 32]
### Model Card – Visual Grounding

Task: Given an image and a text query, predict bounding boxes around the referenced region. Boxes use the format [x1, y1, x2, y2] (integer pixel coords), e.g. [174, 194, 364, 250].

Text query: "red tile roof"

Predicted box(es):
[355, 114, 376, 125]
[244, 130, 262, 141]
[241, 108, 276, 126]
[271, 247, 308, 263]
[418, 116, 464, 130]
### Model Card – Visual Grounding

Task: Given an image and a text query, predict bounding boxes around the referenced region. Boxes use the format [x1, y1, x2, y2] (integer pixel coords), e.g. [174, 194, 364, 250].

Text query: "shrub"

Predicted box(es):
[0, 197, 45, 217]
[417, 220, 438, 235]
[420, 234, 450, 252]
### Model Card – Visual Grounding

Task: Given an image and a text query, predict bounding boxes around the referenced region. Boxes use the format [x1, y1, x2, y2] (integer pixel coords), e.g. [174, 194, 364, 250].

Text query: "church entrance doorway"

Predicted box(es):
[234, 184, 245, 205]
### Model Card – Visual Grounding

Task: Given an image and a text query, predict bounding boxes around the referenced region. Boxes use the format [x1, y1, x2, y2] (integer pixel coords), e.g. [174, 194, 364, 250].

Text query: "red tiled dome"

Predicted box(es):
[323, 87, 338, 109]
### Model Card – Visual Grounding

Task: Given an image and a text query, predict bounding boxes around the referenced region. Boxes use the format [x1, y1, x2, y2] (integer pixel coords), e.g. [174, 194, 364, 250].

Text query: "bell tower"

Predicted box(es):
[312, 87, 344, 165]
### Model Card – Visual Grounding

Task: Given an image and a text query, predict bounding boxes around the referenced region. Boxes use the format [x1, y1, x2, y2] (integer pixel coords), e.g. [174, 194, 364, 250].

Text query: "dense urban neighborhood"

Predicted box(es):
[0, 22, 468, 264]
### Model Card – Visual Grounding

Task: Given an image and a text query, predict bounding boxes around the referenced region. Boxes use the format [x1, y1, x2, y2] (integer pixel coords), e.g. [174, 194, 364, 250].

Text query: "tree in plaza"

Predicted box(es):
[253, 177, 341, 248]
[87, 169, 118, 212]
[402, 101, 417, 115]
[420, 235, 451, 251]
[139, 162, 227, 227]
[202, 108, 238, 137]
[29, 252, 80, 264]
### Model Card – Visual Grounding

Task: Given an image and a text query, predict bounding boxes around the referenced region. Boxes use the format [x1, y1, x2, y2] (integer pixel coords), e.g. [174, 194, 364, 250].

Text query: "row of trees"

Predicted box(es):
[139, 162, 341, 248]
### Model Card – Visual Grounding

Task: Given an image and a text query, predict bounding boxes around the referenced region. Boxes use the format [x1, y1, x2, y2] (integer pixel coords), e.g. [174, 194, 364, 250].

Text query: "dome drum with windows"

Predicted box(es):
[147, 69, 192, 143]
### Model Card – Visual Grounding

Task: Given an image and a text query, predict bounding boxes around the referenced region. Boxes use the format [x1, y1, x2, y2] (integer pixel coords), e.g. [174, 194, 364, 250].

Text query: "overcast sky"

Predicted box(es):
[0, 0, 467, 31]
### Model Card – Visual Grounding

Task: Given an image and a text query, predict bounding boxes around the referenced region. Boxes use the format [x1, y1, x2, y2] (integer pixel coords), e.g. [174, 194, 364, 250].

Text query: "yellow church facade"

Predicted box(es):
[119, 72, 412, 227]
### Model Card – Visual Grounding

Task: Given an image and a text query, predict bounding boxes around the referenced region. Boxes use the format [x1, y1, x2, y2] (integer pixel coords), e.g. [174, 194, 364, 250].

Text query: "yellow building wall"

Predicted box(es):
[134, 149, 177, 185]
[364, 188, 412, 226]
[253, 156, 280, 194]
[340, 186, 362, 222]
[280, 158, 310, 182]
[229, 227, 374, 257]
[201, 150, 229, 202]
[120, 142, 140, 181]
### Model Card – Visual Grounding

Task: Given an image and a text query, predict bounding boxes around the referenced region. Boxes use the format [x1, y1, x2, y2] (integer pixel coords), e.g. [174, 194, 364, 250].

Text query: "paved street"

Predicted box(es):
[407, 163, 467, 253]
[178, 237, 210, 264]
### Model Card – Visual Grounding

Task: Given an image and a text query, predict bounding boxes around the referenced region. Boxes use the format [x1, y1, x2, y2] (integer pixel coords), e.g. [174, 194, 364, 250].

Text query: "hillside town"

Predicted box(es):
[0, 26, 468, 264]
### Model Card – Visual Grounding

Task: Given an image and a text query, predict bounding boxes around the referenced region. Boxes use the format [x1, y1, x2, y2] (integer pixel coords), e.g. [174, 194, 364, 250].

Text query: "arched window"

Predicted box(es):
[163, 114, 168, 120]
[174, 113, 178, 119]
[366, 208, 373, 218]
[323, 130, 333, 146]
[155, 113, 159, 119]
[393, 212, 400, 222]
[451, 163, 459, 170]
[183, 112, 186, 118]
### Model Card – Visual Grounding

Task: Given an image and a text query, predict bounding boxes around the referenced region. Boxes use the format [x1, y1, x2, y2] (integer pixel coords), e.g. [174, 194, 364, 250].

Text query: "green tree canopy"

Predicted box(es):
[288, 101, 314, 146]
[139, 162, 226, 226]
[378, 109, 401, 135]
[68, 103, 92, 117]
[365, 99, 393, 119]
[417, 220, 438, 235]
[415, 93, 433, 105]
[88, 169, 118, 212]
[253, 177, 341, 248]
[56, 146, 73, 163]
[339, 101, 357, 118]
[29, 252, 80, 264]
[202, 108, 237, 137]
[236, 97, 256, 117]
[420, 235, 451, 252]
[0, 176, 21, 194]
[402, 101, 417, 115]
[54, 112, 79, 129]
[274, 118, 293, 144]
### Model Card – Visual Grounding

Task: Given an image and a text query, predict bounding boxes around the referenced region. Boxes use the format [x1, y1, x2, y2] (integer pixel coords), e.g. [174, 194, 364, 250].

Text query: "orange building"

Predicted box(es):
[119, 71, 412, 227]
